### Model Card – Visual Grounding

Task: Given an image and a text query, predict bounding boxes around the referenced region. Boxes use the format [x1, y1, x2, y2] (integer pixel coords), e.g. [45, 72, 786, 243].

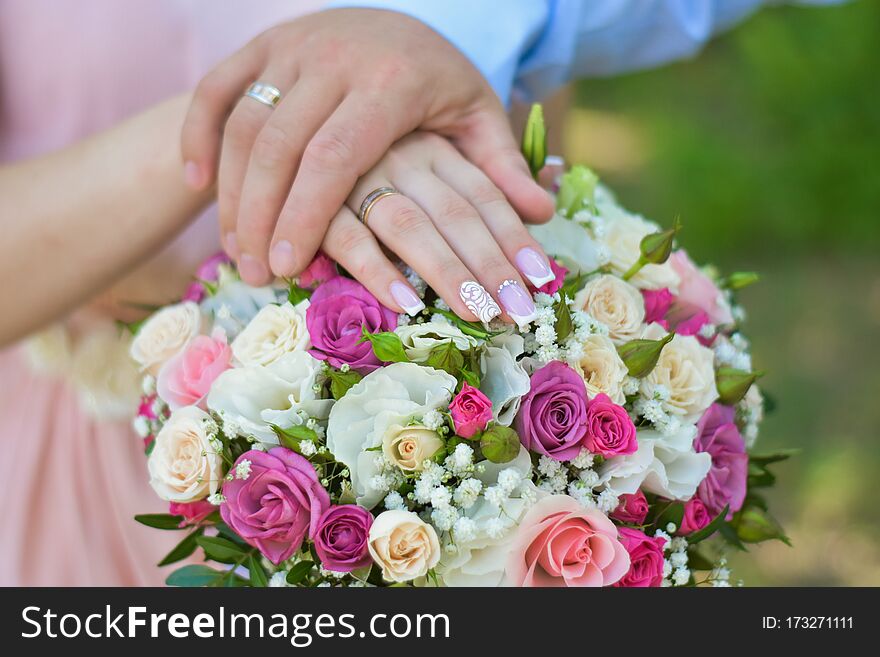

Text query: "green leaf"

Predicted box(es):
[272, 423, 320, 453]
[158, 528, 204, 567]
[722, 271, 760, 290]
[459, 367, 481, 388]
[479, 425, 521, 464]
[617, 333, 674, 378]
[134, 513, 184, 530]
[687, 505, 730, 544]
[686, 549, 716, 571]
[654, 502, 685, 532]
[425, 340, 465, 377]
[639, 216, 681, 265]
[425, 306, 494, 340]
[286, 560, 315, 586]
[718, 522, 748, 551]
[196, 535, 247, 563]
[358, 325, 409, 363]
[735, 507, 791, 546]
[747, 462, 776, 488]
[521, 103, 547, 179]
[716, 367, 765, 405]
[327, 367, 363, 400]
[166, 564, 225, 587]
[248, 554, 269, 587]
[286, 280, 312, 305]
[748, 449, 799, 466]
[556, 165, 599, 217]
[554, 298, 573, 342]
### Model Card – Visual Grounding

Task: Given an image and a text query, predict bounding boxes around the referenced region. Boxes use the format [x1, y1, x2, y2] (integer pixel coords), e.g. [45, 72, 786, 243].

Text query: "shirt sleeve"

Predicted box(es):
[326, 0, 846, 104]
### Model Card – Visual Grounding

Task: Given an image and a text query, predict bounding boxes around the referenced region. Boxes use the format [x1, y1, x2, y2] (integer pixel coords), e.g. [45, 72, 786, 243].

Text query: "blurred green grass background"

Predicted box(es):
[563, 0, 880, 585]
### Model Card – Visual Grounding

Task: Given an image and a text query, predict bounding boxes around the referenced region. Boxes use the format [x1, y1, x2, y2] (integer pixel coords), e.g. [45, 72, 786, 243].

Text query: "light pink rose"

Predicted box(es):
[157, 331, 232, 410]
[169, 500, 215, 528]
[679, 497, 712, 535]
[669, 250, 733, 326]
[298, 252, 338, 289]
[507, 495, 629, 587]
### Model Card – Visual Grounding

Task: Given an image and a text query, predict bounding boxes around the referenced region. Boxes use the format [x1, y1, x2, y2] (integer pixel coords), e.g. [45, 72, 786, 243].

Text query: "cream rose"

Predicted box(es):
[575, 333, 629, 404]
[574, 274, 645, 344]
[147, 405, 222, 503]
[368, 510, 441, 583]
[382, 425, 444, 472]
[595, 204, 680, 291]
[394, 321, 478, 362]
[231, 301, 309, 366]
[130, 302, 202, 375]
[641, 323, 718, 423]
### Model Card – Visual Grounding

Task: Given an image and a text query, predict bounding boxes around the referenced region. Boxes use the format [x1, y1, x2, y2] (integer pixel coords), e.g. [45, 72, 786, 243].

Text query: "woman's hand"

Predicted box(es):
[318, 133, 558, 327]
[180, 8, 553, 286]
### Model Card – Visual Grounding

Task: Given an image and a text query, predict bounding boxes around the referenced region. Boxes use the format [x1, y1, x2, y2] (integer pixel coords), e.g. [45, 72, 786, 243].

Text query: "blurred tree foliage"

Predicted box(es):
[573, 0, 879, 265]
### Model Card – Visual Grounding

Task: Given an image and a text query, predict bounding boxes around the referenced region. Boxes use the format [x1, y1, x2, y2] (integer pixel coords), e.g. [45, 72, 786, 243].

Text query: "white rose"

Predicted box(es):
[383, 425, 444, 472]
[574, 333, 628, 404]
[599, 424, 711, 500]
[641, 323, 718, 423]
[201, 280, 281, 338]
[148, 405, 222, 503]
[326, 362, 457, 508]
[231, 301, 309, 366]
[130, 302, 202, 375]
[394, 321, 478, 362]
[206, 351, 332, 445]
[574, 274, 645, 344]
[479, 332, 530, 426]
[595, 203, 680, 291]
[527, 212, 602, 275]
[368, 510, 441, 583]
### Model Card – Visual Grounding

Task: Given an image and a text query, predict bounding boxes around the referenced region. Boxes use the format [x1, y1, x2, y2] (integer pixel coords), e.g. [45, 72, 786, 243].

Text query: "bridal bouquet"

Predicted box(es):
[129, 140, 788, 587]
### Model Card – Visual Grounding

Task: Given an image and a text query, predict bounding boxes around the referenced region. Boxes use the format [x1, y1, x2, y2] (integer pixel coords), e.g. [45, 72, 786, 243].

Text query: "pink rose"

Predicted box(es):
[449, 383, 493, 438]
[669, 250, 733, 326]
[182, 252, 231, 302]
[169, 500, 215, 528]
[613, 527, 666, 587]
[583, 393, 638, 457]
[507, 495, 629, 587]
[298, 252, 338, 290]
[694, 404, 748, 520]
[515, 362, 589, 461]
[314, 505, 373, 572]
[306, 277, 398, 373]
[643, 286, 712, 344]
[679, 497, 712, 535]
[642, 288, 673, 326]
[612, 491, 649, 524]
[528, 259, 568, 295]
[156, 331, 232, 410]
[137, 394, 158, 421]
[221, 448, 330, 564]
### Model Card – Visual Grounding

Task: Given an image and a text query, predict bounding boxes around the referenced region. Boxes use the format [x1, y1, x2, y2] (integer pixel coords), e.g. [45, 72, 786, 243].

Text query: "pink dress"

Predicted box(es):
[0, 0, 325, 585]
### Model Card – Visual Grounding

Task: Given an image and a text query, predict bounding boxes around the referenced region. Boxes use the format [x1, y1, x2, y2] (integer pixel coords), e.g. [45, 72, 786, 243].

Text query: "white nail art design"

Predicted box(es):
[459, 281, 501, 323]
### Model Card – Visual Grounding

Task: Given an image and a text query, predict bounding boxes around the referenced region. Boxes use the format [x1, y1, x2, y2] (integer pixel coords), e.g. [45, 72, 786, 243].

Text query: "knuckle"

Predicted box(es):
[303, 130, 355, 173]
[480, 255, 512, 277]
[438, 197, 476, 225]
[386, 203, 427, 235]
[252, 123, 298, 169]
[336, 225, 372, 255]
[468, 181, 506, 208]
[224, 109, 261, 146]
[434, 257, 464, 282]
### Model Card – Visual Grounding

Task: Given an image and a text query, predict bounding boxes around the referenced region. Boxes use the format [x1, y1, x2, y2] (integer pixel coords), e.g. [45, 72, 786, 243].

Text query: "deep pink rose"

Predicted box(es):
[583, 393, 637, 457]
[314, 505, 374, 572]
[507, 495, 630, 587]
[515, 362, 588, 461]
[613, 527, 666, 587]
[612, 491, 649, 524]
[669, 250, 733, 326]
[220, 448, 330, 565]
[137, 394, 157, 420]
[528, 259, 568, 295]
[156, 331, 231, 410]
[449, 383, 493, 438]
[693, 404, 748, 520]
[298, 252, 338, 289]
[679, 497, 712, 535]
[306, 277, 397, 373]
[182, 252, 231, 302]
[642, 288, 673, 326]
[169, 500, 215, 528]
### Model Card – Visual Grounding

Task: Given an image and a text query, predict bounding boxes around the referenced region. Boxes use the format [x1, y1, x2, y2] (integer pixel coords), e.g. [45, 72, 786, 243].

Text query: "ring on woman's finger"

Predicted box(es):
[243, 82, 282, 108]
[357, 186, 399, 226]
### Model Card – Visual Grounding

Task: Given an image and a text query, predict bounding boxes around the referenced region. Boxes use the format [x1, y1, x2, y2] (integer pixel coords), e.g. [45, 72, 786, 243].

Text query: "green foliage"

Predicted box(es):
[166, 565, 226, 587]
[326, 367, 363, 400]
[479, 425, 521, 464]
[359, 326, 410, 363]
[617, 333, 674, 377]
[158, 528, 204, 566]
[522, 103, 547, 178]
[134, 513, 184, 530]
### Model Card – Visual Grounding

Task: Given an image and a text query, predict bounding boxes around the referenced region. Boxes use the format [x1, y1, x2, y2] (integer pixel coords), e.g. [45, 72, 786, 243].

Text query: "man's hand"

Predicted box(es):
[181, 8, 554, 285]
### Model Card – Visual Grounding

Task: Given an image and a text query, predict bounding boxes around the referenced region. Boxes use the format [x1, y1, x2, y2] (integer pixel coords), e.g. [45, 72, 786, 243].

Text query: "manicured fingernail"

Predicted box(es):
[238, 254, 269, 285]
[459, 281, 501, 323]
[390, 281, 425, 316]
[515, 247, 555, 288]
[497, 280, 538, 330]
[269, 240, 296, 277]
[184, 161, 204, 189]
[224, 233, 239, 260]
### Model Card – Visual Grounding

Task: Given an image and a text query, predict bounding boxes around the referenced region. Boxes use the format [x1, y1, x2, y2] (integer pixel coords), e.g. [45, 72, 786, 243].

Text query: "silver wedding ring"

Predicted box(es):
[357, 187, 399, 226]
[244, 82, 282, 108]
